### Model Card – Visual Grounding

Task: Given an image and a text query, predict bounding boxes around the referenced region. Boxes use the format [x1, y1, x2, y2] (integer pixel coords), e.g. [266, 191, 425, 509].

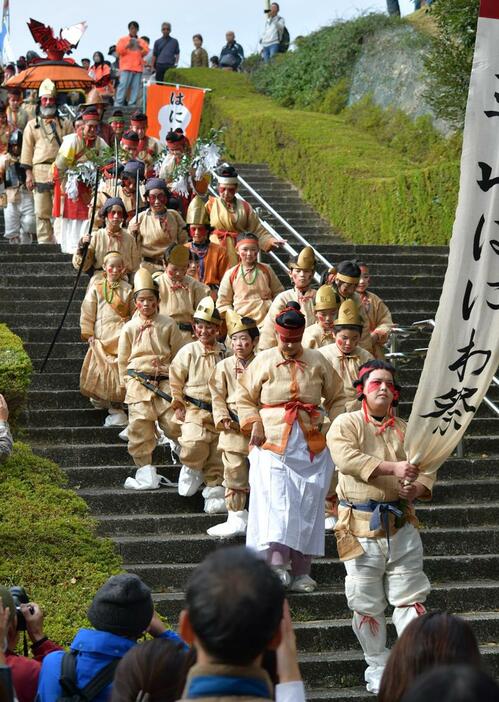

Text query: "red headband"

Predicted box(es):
[275, 305, 306, 342]
[122, 137, 138, 148]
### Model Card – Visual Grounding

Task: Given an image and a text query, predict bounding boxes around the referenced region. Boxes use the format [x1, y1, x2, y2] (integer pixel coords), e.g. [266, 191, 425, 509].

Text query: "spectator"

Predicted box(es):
[4, 64, 15, 81]
[110, 638, 189, 702]
[0, 394, 13, 462]
[88, 52, 115, 103]
[142, 35, 154, 82]
[81, 58, 90, 70]
[401, 665, 499, 702]
[191, 34, 209, 68]
[219, 32, 244, 71]
[115, 21, 149, 107]
[16, 56, 27, 72]
[378, 612, 482, 702]
[36, 573, 183, 702]
[210, 56, 220, 69]
[260, 3, 285, 62]
[151, 22, 180, 84]
[0, 587, 62, 702]
[387, 0, 401, 15]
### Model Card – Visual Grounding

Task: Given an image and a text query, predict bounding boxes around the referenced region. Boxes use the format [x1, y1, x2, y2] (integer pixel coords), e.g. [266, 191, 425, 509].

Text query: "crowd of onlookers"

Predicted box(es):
[1, 547, 498, 702]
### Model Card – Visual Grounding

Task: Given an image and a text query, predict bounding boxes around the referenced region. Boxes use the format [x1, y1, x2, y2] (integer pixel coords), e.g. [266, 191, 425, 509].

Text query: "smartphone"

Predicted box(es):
[0, 665, 14, 702]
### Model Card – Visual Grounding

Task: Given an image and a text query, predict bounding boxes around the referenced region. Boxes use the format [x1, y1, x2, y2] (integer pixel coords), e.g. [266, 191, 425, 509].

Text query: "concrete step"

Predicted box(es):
[26, 342, 85, 360]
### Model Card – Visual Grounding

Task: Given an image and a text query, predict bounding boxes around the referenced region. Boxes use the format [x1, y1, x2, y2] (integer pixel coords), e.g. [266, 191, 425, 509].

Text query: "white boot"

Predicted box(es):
[119, 426, 129, 441]
[104, 408, 128, 427]
[202, 486, 227, 514]
[272, 566, 291, 588]
[290, 574, 317, 592]
[325, 516, 337, 531]
[207, 509, 248, 537]
[124, 465, 164, 490]
[352, 612, 390, 694]
[178, 465, 204, 496]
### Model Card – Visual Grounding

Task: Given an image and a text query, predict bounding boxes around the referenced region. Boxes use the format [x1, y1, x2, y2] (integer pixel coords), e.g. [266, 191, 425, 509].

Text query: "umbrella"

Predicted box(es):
[4, 61, 94, 91]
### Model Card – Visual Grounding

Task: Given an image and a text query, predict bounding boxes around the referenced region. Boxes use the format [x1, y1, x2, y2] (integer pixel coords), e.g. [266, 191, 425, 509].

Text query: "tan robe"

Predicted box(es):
[359, 290, 393, 358]
[206, 196, 277, 266]
[319, 343, 374, 411]
[237, 347, 346, 455]
[80, 279, 134, 404]
[155, 273, 210, 345]
[302, 321, 335, 349]
[216, 263, 284, 328]
[72, 227, 141, 278]
[258, 288, 317, 350]
[136, 208, 187, 270]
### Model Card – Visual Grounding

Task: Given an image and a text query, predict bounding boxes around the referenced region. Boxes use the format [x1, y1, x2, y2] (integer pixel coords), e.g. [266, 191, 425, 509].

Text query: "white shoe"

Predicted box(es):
[118, 426, 129, 441]
[20, 232, 33, 245]
[290, 574, 317, 593]
[207, 509, 248, 537]
[104, 409, 128, 427]
[273, 566, 291, 588]
[124, 464, 164, 490]
[178, 465, 204, 496]
[202, 486, 227, 514]
[325, 516, 337, 531]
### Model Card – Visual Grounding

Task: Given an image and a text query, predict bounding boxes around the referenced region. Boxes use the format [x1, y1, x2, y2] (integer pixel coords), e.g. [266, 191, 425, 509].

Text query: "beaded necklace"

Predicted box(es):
[103, 278, 120, 303]
[240, 264, 258, 285]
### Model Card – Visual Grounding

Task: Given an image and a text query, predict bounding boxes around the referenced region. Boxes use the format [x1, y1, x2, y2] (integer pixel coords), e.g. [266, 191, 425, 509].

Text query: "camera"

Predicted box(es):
[9, 586, 34, 632]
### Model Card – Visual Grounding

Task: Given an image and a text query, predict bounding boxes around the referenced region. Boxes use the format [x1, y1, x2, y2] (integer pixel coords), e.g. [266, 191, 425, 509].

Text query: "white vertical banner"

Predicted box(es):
[404, 0, 499, 476]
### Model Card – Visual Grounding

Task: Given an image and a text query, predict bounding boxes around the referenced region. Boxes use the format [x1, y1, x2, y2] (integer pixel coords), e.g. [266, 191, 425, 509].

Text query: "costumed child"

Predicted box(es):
[259, 247, 317, 350]
[319, 299, 374, 411]
[73, 196, 140, 281]
[327, 360, 434, 694]
[237, 301, 346, 592]
[79, 251, 134, 427]
[217, 232, 284, 330]
[207, 311, 259, 538]
[332, 260, 371, 352]
[356, 261, 393, 358]
[154, 243, 211, 345]
[0, 129, 36, 245]
[302, 284, 339, 348]
[118, 268, 185, 490]
[169, 297, 227, 514]
[129, 111, 162, 178]
[129, 177, 187, 272]
[92, 160, 146, 230]
[184, 195, 229, 290]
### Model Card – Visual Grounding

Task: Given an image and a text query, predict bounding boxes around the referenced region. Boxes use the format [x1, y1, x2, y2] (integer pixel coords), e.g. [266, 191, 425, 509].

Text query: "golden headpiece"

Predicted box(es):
[133, 268, 157, 295]
[288, 246, 316, 271]
[335, 299, 363, 328]
[226, 309, 258, 337]
[186, 195, 210, 226]
[194, 296, 222, 325]
[314, 285, 338, 312]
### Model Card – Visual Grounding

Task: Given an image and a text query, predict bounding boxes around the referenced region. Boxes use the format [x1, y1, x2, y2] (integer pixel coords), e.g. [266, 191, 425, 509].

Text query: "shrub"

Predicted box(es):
[0, 324, 32, 426]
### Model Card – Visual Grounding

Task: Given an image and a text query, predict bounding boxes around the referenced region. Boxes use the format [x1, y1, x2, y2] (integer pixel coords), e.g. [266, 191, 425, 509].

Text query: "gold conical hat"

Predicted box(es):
[289, 246, 316, 271]
[314, 285, 338, 311]
[165, 244, 190, 267]
[38, 79, 57, 98]
[226, 309, 257, 337]
[133, 268, 156, 295]
[194, 296, 222, 325]
[335, 299, 363, 327]
[186, 195, 209, 226]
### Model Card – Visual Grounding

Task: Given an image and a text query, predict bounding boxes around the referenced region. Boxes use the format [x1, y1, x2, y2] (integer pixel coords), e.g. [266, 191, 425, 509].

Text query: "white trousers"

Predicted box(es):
[4, 191, 36, 241]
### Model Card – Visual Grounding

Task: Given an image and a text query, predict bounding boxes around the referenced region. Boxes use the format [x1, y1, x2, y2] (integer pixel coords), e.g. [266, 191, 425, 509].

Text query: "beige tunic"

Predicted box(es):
[136, 208, 187, 266]
[237, 347, 346, 455]
[359, 290, 393, 358]
[118, 312, 185, 404]
[216, 263, 284, 328]
[319, 343, 374, 411]
[258, 288, 317, 350]
[92, 183, 146, 230]
[137, 136, 162, 170]
[20, 116, 73, 184]
[169, 340, 226, 425]
[72, 226, 141, 276]
[7, 106, 30, 131]
[155, 273, 210, 344]
[302, 321, 335, 349]
[209, 354, 253, 454]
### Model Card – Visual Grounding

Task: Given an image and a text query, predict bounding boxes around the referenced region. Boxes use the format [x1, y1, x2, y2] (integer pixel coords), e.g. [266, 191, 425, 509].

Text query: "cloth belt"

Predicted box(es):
[177, 322, 193, 332]
[213, 229, 238, 246]
[262, 400, 320, 426]
[184, 393, 239, 424]
[339, 499, 404, 555]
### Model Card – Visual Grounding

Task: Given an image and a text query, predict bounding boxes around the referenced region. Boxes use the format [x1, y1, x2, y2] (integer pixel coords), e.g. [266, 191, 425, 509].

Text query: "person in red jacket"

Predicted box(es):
[0, 587, 62, 702]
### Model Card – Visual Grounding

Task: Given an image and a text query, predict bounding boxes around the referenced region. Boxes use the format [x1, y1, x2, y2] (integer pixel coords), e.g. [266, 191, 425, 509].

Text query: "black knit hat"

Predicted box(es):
[336, 260, 361, 284]
[87, 574, 153, 638]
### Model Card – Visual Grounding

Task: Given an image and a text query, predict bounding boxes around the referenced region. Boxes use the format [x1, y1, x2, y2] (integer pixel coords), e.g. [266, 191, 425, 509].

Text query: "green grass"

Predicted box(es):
[0, 324, 32, 427]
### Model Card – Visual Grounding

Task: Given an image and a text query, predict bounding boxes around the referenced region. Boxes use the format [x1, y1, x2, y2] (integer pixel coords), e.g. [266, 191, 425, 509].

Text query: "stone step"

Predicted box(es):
[26, 342, 85, 360]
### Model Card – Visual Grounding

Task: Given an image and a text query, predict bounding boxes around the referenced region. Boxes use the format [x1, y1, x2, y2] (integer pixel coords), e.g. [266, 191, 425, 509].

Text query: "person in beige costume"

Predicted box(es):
[80, 251, 135, 428]
[357, 262, 393, 358]
[118, 268, 185, 490]
[20, 79, 72, 243]
[327, 359, 434, 695]
[259, 247, 317, 350]
[332, 260, 374, 353]
[92, 160, 146, 230]
[207, 311, 260, 538]
[170, 297, 227, 515]
[302, 284, 339, 349]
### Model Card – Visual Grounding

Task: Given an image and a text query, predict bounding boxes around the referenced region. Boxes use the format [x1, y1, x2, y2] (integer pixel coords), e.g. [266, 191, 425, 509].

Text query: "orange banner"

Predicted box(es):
[146, 84, 206, 144]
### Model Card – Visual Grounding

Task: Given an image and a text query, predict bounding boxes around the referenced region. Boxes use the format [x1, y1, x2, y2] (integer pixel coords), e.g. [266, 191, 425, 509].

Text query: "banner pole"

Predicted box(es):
[153, 80, 212, 92]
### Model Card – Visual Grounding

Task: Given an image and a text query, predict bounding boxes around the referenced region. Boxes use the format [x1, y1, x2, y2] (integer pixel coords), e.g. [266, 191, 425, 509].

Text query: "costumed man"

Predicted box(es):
[129, 177, 187, 272]
[327, 359, 434, 694]
[206, 164, 283, 266]
[184, 195, 229, 290]
[217, 232, 284, 330]
[72, 197, 141, 282]
[237, 301, 346, 592]
[259, 246, 317, 350]
[154, 243, 210, 345]
[121, 130, 140, 160]
[52, 107, 108, 254]
[356, 261, 393, 358]
[319, 300, 374, 412]
[207, 311, 259, 538]
[0, 104, 10, 154]
[108, 108, 126, 144]
[0, 129, 36, 245]
[302, 284, 339, 348]
[169, 296, 227, 514]
[129, 111, 162, 178]
[93, 160, 146, 229]
[6, 88, 30, 131]
[79, 88, 113, 144]
[118, 268, 185, 490]
[332, 260, 371, 353]
[20, 79, 72, 244]
[80, 251, 134, 427]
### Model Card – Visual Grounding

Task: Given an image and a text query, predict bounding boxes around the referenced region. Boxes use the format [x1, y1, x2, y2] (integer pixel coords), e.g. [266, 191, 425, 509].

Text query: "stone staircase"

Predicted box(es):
[1, 164, 499, 701]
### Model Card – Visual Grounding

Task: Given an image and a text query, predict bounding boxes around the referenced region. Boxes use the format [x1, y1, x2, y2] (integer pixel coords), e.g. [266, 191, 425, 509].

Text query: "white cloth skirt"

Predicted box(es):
[246, 422, 333, 556]
[58, 218, 89, 254]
